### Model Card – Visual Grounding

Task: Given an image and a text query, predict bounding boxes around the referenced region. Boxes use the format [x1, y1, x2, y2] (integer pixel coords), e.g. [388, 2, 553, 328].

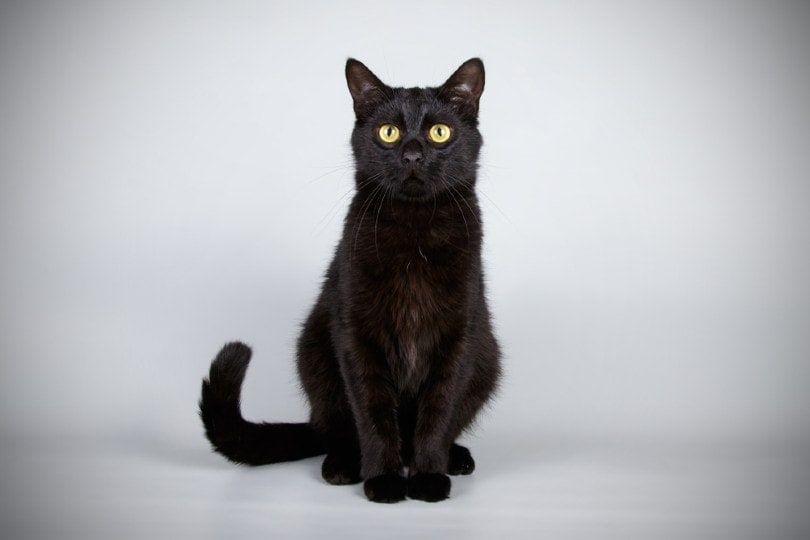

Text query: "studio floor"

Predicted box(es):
[3, 427, 808, 539]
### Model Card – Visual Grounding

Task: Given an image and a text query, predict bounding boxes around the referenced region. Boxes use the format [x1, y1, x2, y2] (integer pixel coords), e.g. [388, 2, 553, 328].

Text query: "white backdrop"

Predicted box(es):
[1, 1, 809, 538]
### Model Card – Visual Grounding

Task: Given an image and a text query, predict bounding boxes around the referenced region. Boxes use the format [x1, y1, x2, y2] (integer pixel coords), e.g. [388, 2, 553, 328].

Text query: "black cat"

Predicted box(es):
[200, 58, 501, 503]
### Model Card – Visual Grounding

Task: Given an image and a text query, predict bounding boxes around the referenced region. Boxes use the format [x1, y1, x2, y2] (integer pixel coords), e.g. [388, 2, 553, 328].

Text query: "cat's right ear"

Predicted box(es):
[346, 59, 391, 120]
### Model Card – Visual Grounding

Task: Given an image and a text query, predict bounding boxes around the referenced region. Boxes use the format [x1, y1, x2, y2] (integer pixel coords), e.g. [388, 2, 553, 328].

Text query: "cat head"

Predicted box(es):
[345, 59, 485, 202]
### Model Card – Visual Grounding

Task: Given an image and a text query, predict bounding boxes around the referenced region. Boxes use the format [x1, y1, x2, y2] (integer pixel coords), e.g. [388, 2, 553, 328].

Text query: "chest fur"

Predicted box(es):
[341, 197, 479, 381]
[385, 253, 458, 377]
[353, 240, 470, 378]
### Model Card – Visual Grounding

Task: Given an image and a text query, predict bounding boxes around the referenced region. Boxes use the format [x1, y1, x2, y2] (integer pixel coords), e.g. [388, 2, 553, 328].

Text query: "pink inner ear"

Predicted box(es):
[360, 81, 380, 96]
[454, 82, 473, 95]
[439, 59, 484, 114]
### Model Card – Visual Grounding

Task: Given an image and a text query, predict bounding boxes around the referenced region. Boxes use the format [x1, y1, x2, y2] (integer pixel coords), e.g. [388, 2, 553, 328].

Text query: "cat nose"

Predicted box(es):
[401, 140, 423, 165]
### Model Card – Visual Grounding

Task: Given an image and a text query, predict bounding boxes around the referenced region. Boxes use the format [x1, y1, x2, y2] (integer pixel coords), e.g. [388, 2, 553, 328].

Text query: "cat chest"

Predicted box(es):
[386, 270, 444, 375]
[389, 267, 443, 331]
[370, 254, 467, 373]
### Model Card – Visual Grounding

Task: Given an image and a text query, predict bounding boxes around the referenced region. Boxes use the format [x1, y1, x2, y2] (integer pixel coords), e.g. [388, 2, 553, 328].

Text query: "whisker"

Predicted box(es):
[429, 186, 438, 224]
[312, 174, 382, 236]
[478, 188, 514, 227]
[455, 176, 514, 228]
[439, 176, 470, 240]
[312, 185, 355, 235]
[373, 185, 392, 264]
[305, 161, 355, 185]
[445, 174, 481, 226]
[449, 182, 481, 226]
[352, 180, 386, 259]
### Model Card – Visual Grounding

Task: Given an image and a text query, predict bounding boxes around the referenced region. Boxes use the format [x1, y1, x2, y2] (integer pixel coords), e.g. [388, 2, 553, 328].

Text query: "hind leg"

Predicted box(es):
[298, 296, 361, 485]
[445, 331, 499, 478]
[322, 447, 361, 485]
[448, 443, 475, 476]
[320, 416, 361, 485]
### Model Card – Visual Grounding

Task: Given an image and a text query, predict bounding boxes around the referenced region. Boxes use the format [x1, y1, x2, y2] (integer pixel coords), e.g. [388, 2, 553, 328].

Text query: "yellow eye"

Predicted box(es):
[378, 124, 400, 144]
[428, 123, 452, 143]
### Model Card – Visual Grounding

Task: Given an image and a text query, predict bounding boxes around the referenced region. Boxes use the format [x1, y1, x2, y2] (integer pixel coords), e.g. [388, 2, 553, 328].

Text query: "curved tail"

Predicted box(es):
[199, 342, 324, 465]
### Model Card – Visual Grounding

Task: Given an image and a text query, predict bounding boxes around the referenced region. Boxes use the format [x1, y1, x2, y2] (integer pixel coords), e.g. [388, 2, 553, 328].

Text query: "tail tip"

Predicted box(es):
[205, 341, 253, 392]
[215, 341, 252, 365]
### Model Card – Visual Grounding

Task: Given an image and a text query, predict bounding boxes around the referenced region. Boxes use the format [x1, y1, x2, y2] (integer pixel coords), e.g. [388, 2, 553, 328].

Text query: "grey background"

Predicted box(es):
[1, 1, 809, 538]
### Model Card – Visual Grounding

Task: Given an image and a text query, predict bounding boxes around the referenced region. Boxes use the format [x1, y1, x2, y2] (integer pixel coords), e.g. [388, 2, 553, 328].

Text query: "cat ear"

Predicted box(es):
[439, 58, 485, 119]
[346, 59, 392, 120]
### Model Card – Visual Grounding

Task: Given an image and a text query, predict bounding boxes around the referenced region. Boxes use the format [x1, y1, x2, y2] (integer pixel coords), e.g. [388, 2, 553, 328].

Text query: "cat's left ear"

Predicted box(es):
[439, 58, 485, 119]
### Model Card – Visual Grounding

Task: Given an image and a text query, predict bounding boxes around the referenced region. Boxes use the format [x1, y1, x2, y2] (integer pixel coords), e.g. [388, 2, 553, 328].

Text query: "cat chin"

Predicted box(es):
[394, 192, 433, 203]
[397, 176, 431, 201]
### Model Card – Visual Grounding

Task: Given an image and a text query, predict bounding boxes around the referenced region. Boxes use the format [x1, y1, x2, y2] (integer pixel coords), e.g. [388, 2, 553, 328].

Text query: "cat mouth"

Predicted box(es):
[400, 175, 429, 199]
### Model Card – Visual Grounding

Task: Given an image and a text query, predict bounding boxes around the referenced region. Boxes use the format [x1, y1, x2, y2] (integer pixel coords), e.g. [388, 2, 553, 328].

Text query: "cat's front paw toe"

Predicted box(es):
[363, 474, 407, 503]
[408, 473, 451, 502]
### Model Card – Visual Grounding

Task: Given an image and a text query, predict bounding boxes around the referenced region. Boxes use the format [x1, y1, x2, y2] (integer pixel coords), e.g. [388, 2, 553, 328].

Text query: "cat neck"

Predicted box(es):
[351, 178, 480, 222]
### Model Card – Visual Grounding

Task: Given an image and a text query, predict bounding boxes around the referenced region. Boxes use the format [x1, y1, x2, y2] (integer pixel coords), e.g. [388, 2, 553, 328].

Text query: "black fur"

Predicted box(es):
[200, 58, 501, 503]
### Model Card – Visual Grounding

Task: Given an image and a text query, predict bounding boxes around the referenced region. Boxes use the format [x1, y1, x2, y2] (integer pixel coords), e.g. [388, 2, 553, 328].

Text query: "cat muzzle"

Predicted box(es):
[400, 175, 428, 198]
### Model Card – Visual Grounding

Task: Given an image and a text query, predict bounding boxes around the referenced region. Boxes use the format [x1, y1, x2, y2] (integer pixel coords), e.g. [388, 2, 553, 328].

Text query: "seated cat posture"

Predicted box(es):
[200, 58, 501, 503]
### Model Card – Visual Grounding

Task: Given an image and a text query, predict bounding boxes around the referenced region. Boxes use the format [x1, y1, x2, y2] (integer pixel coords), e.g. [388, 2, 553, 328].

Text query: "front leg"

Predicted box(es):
[408, 338, 471, 502]
[338, 336, 407, 503]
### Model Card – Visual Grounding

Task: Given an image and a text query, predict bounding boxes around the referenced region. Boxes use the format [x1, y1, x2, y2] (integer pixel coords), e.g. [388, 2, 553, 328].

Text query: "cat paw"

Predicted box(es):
[322, 453, 361, 485]
[408, 473, 451, 502]
[363, 474, 408, 503]
[448, 443, 475, 476]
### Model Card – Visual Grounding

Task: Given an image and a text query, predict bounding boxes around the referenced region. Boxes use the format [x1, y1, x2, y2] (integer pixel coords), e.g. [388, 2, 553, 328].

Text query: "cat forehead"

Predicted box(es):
[378, 87, 447, 127]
